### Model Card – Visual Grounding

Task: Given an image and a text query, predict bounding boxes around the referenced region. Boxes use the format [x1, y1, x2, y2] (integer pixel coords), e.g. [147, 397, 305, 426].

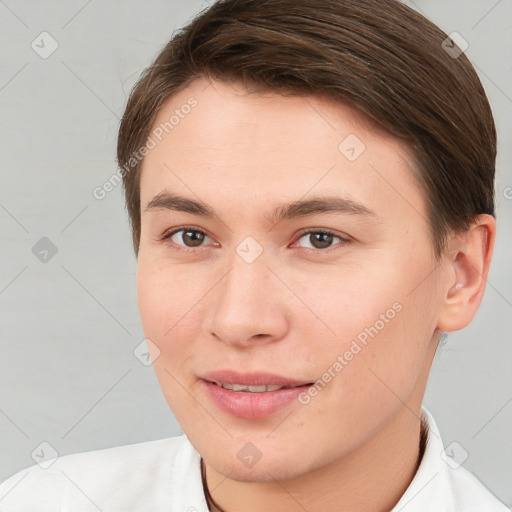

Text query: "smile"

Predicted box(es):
[212, 382, 291, 392]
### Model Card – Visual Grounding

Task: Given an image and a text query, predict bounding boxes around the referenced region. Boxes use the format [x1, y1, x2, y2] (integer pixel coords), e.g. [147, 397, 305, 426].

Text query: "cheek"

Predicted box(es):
[136, 270, 169, 341]
[136, 257, 200, 338]
[294, 256, 438, 397]
[136, 261, 202, 414]
[135, 258, 214, 382]
[288, 262, 403, 345]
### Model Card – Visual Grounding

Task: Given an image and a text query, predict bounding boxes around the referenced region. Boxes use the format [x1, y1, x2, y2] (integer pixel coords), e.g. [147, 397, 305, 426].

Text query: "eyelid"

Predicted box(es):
[161, 225, 210, 239]
[293, 227, 349, 241]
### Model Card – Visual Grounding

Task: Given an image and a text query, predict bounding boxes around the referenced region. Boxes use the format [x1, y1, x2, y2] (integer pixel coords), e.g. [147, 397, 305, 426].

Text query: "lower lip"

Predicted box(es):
[201, 380, 312, 419]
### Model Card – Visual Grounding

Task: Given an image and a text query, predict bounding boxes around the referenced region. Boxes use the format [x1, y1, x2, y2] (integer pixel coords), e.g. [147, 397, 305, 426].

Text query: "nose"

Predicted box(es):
[204, 256, 289, 349]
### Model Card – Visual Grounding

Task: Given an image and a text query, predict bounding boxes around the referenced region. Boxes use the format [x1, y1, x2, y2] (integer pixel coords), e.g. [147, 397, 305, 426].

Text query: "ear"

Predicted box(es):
[437, 214, 496, 333]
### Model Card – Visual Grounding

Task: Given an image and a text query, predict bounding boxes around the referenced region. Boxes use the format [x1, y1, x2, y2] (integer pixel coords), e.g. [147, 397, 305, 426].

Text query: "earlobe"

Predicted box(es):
[437, 214, 496, 333]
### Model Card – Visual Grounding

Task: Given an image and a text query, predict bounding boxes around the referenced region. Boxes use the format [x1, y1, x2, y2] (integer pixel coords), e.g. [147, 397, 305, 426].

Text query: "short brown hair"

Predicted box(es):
[117, 0, 496, 257]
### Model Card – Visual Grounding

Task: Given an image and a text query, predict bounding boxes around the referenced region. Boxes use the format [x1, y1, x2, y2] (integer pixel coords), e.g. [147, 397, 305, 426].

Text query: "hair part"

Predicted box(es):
[117, 0, 496, 258]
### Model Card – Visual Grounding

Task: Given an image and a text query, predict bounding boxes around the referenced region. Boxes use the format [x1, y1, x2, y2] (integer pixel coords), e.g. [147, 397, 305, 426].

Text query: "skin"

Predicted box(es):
[136, 77, 495, 512]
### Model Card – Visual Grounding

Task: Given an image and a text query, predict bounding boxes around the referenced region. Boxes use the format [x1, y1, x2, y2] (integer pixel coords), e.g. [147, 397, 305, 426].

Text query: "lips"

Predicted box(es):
[199, 370, 314, 419]
[218, 383, 290, 392]
[200, 370, 313, 389]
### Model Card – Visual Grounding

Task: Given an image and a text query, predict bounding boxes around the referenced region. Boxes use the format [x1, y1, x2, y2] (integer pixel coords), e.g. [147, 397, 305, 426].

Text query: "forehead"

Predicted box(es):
[139, 77, 425, 227]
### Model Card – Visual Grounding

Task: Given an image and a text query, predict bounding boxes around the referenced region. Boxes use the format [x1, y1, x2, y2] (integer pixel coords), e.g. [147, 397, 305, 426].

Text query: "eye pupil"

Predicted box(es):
[183, 230, 205, 247]
[310, 232, 333, 249]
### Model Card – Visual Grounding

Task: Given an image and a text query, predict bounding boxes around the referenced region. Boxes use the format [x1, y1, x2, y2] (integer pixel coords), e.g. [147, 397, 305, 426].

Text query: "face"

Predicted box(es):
[136, 78, 445, 482]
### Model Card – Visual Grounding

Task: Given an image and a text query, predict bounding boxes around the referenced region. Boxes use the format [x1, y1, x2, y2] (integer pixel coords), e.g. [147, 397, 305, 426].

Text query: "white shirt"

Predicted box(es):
[0, 408, 508, 511]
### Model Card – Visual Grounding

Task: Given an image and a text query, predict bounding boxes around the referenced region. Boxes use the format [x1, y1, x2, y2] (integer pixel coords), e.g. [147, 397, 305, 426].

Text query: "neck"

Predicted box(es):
[202, 406, 427, 512]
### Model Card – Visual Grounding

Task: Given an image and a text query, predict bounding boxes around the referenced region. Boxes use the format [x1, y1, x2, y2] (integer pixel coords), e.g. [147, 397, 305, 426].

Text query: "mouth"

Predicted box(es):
[200, 370, 313, 390]
[199, 371, 315, 419]
[204, 381, 312, 393]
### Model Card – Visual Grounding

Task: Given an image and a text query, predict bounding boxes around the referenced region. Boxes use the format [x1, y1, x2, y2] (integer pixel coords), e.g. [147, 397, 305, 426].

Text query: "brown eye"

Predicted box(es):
[295, 230, 348, 252]
[308, 232, 334, 249]
[164, 228, 210, 248]
[181, 230, 206, 247]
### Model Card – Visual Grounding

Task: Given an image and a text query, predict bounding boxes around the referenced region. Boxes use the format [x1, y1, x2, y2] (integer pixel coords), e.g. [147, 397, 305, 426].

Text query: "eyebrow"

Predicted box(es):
[145, 191, 377, 225]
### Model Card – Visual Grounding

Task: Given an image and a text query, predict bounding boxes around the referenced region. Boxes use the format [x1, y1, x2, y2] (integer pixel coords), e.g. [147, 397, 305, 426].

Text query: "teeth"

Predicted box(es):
[216, 382, 285, 392]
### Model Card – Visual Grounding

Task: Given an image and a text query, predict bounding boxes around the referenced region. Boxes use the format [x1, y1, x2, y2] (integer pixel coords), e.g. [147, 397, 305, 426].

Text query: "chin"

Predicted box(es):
[218, 462, 301, 483]
[208, 448, 319, 483]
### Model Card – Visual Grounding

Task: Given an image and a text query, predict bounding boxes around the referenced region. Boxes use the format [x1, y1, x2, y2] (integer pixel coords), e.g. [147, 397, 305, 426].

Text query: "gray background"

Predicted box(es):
[1, 0, 511, 506]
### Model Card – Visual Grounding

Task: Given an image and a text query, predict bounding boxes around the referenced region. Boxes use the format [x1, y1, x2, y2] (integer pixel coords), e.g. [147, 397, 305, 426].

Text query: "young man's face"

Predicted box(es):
[137, 78, 445, 481]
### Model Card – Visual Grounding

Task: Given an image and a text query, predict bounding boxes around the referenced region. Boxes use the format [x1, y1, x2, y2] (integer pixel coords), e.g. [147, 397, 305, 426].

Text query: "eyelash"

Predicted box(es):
[160, 225, 350, 254]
